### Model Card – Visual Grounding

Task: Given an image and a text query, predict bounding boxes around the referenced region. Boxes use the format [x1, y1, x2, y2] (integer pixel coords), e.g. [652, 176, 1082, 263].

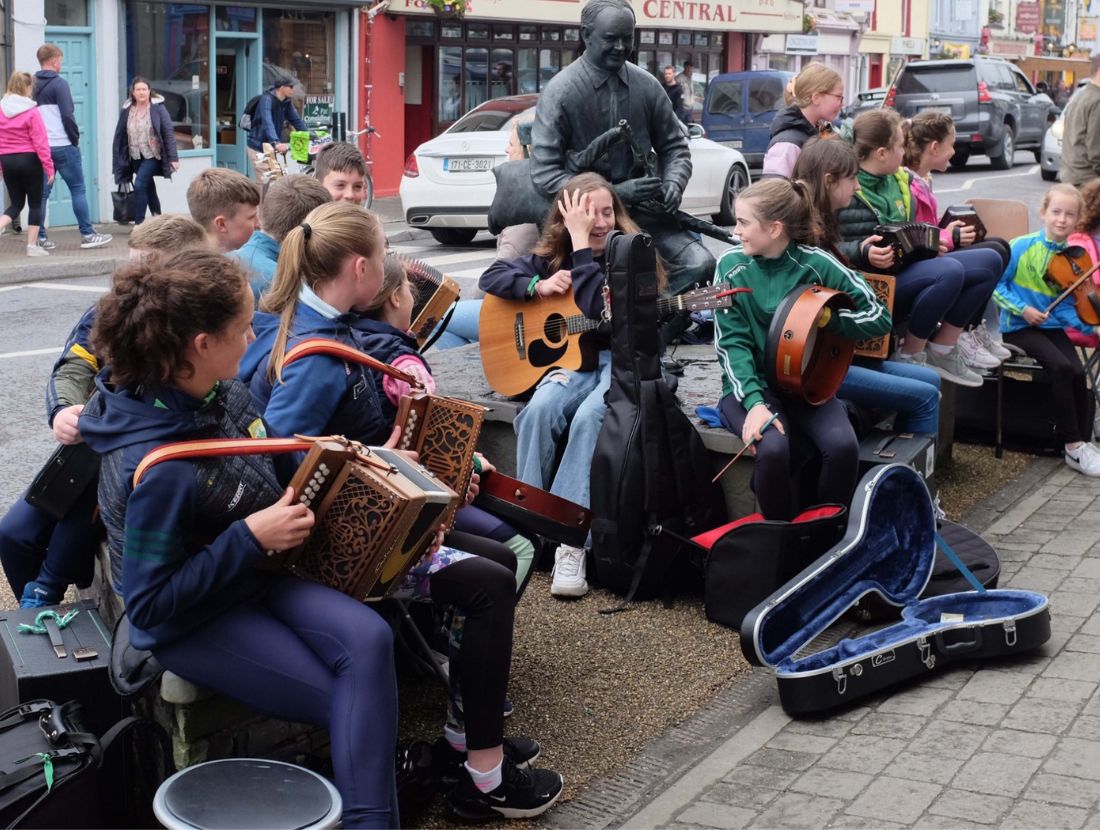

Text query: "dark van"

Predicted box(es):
[701, 70, 794, 172]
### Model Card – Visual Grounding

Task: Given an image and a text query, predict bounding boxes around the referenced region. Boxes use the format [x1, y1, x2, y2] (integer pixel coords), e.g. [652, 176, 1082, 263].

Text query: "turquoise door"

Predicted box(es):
[215, 38, 258, 173]
[42, 31, 97, 228]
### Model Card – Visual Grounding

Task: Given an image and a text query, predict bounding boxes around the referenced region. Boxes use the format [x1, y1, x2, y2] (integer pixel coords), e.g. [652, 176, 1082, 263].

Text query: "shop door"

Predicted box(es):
[214, 39, 258, 172]
[44, 31, 96, 228]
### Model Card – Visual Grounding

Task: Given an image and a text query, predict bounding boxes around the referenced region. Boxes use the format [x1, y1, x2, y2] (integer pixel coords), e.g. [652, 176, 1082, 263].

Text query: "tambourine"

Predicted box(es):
[764, 285, 855, 405]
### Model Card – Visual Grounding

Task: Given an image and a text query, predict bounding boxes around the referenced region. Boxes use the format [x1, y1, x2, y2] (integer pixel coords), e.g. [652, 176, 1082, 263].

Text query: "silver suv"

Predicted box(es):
[885, 58, 1055, 170]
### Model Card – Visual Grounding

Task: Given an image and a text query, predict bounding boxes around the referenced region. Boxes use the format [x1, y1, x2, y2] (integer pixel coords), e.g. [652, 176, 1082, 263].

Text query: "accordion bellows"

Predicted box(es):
[874, 222, 939, 268]
[397, 255, 461, 348]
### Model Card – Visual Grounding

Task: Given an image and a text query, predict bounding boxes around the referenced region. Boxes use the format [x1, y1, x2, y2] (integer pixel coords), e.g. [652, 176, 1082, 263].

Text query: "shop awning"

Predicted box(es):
[1011, 56, 1093, 76]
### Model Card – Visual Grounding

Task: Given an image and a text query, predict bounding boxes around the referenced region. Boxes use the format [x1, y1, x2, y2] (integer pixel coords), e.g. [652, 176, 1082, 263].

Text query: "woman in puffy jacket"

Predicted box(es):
[111, 76, 179, 225]
[762, 63, 844, 179]
[0, 71, 54, 256]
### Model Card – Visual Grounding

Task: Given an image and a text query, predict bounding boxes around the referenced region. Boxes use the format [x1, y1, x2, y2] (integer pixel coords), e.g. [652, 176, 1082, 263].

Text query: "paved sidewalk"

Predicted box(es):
[0, 195, 428, 286]
[550, 455, 1100, 829]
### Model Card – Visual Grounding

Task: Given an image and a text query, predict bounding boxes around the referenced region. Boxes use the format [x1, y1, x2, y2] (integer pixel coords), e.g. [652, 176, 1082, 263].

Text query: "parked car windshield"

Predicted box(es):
[896, 66, 977, 94]
[448, 98, 536, 133]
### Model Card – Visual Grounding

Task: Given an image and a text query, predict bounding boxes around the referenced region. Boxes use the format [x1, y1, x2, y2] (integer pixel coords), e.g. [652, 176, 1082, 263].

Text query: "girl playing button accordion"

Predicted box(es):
[238, 201, 564, 822]
[79, 251, 399, 829]
[714, 178, 892, 520]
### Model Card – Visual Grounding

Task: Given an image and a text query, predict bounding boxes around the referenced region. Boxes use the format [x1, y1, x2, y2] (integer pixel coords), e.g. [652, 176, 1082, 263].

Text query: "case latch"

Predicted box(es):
[917, 636, 936, 669]
[832, 666, 847, 695]
[1003, 620, 1017, 648]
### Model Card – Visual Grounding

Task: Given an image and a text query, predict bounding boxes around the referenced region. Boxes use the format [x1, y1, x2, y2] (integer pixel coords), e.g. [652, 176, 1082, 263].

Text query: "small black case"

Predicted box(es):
[25, 443, 100, 521]
[740, 464, 1050, 716]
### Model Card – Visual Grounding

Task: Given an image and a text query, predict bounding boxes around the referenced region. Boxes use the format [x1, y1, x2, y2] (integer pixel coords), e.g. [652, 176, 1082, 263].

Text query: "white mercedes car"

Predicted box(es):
[400, 94, 751, 246]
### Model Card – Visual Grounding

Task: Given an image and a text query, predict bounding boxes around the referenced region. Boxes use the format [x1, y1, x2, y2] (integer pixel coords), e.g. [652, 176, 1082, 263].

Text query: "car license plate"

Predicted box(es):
[444, 157, 491, 172]
[723, 139, 743, 149]
[921, 106, 951, 115]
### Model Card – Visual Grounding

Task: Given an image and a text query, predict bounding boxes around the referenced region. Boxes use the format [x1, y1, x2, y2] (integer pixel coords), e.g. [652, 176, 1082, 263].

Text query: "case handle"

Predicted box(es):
[934, 628, 984, 656]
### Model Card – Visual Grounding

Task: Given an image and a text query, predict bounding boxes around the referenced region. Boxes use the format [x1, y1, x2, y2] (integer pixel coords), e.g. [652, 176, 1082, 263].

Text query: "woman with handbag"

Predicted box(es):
[0, 71, 54, 256]
[111, 77, 179, 225]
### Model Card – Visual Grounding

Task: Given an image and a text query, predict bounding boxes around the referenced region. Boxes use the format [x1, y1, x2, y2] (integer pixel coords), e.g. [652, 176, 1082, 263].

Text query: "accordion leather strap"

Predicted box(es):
[283, 338, 424, 389]
[133, 437, 311, 487]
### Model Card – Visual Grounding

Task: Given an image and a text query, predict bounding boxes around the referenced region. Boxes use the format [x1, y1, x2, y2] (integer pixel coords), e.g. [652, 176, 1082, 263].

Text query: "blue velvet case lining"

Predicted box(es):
[746, 464, 1048, 675]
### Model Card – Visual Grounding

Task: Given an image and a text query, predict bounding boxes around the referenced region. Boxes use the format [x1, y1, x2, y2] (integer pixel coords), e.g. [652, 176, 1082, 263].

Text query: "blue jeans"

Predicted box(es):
[839, 359, 942, 435]
[514, 350, 611, 513]
[131, 158, 162, 225]
[431, 299, 482, 350]
[154, 576, 399, 829]
[39, 145, 93, 237]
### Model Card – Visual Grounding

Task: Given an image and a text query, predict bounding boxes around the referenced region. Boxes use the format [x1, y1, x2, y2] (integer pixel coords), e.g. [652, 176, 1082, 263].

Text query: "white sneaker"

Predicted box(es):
[25, 245, 49, 257]
[80, 232, 113, 249]
[550, 544, 589, 598]
[1065, 442, 1100, 476]
[924, 346, 984, 387]
[972, 322, 1012, 361]
[956, 331, 1001, 370]
[893, 349, 929, 368]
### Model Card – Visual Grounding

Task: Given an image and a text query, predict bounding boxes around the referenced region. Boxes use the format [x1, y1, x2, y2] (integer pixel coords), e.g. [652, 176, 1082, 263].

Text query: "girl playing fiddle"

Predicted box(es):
[714, 178, 892, 520]
[993, 184, 1100, 476]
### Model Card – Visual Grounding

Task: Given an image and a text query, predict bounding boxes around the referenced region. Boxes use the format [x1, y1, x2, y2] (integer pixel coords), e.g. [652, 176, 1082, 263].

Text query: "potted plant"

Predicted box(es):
[988, 7, 1004, 26]
[427, 0, 468, 18]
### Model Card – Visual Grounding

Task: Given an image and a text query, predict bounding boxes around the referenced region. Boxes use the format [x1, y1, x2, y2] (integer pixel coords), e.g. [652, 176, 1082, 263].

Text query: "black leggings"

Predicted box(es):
[433, 532, 516, 751]
[1, 153, 44, 225]
[1002, 327, 1093, 444]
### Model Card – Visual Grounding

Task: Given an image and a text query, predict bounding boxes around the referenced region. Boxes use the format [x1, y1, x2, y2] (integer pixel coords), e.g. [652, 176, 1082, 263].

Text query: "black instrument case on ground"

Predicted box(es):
[740, 464, 1051, 716]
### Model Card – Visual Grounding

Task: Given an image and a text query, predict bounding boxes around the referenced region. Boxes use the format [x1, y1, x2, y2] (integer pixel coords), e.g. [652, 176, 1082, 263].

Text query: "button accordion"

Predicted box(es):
[132, 436, 460, 600]
[938, 205, 988, 244]
[397, 255, 462, 350]
[283, 339, 487, 532]
[874, 222, 940, 269]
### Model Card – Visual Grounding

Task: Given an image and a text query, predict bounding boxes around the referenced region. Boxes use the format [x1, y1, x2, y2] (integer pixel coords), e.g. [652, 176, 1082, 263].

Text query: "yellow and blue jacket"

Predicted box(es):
[993, 231, 1089, 334]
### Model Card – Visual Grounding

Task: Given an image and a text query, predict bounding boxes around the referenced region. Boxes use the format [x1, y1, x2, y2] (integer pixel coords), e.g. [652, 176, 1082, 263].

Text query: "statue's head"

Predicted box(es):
[580, 0, 635, 74]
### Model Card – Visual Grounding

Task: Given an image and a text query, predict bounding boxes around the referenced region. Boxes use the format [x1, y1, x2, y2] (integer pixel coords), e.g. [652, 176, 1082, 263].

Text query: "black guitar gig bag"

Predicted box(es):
[589, 231, 726, 606]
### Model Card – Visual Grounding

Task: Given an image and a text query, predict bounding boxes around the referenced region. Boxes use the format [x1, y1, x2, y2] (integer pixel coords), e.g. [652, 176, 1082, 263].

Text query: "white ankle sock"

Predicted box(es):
[927, 342, 952, 355]
[464, 759, 503, 793]
[444, 723, 466, 752]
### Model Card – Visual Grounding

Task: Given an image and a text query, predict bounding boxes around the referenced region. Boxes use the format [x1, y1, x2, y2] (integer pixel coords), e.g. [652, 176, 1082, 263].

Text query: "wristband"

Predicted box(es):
[526, 275, 541, 297]
[472, 455, 484, 475]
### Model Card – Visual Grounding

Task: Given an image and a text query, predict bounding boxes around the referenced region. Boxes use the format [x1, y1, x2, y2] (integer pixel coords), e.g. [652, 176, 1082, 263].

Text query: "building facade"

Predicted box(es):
[11, 0, 363, 223]
[376, 0, 804, 196]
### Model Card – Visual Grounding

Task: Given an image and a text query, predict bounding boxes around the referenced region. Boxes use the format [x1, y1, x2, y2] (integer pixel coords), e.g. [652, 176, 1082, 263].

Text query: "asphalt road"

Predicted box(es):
[0, 154, 1055, 518]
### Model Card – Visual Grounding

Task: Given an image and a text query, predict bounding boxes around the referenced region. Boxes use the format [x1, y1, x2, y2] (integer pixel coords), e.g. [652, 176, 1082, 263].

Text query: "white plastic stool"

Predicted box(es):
[153, 758, 342, 830]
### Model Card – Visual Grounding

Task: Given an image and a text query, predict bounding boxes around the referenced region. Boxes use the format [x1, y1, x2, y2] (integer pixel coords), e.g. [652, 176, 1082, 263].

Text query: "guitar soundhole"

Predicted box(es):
[543, 313, 567, 344]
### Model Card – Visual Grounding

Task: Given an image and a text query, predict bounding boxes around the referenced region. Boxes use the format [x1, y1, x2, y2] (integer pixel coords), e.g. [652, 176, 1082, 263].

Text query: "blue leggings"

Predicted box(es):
[894, 248, 1002, 340]
[152, 576, 398, 830]
[720, 391, 858, 521]
[0, 487, 99, 599]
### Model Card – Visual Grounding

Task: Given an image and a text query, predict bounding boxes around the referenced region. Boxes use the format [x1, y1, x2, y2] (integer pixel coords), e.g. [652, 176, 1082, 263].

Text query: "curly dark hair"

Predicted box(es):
[92, 250, 249, 387]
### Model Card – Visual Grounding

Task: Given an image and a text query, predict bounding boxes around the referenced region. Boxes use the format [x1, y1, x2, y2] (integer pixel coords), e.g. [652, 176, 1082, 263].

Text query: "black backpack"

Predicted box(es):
[589, 231, 726, 606]
[238, 93, 265, 131]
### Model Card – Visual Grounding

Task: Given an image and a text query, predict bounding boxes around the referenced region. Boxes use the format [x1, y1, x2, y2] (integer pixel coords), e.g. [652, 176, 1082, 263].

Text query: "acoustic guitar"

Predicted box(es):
[479, 285, 738, 396]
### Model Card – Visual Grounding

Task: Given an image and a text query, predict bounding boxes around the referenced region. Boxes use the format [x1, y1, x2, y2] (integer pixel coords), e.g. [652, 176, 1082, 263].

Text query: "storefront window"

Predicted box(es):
[45, 0, 86, 27]
[439, 45, 461, 121]
[489, 48, 511, 98]
[216, 6, 257, 32]
[538, 49, 560, 91]
[125, 2, 211, 151]
[465, 48, 488, 110]
[262, 9, 335, 102]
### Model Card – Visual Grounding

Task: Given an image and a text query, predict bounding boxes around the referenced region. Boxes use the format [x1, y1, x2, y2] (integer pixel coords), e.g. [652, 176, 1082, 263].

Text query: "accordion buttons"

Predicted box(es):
[319, 464, 330, 474]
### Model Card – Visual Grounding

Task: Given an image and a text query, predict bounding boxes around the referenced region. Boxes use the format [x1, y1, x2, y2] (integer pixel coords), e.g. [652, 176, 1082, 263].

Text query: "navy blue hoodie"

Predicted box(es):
[349, 316, 429, 424]
[239, 306, 389, 444]
[80, 375, 287, 650]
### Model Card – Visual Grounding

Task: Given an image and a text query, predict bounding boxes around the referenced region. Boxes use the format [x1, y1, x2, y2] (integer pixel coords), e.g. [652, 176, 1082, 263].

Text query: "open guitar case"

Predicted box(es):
[740, 463, 1051, 716]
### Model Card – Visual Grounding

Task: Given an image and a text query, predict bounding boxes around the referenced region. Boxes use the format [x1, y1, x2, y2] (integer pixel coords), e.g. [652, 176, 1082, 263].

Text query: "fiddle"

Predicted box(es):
[1044, 245, 1100, 325]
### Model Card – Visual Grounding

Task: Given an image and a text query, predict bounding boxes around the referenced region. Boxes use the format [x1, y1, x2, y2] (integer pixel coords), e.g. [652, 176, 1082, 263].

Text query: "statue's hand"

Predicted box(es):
[661, 182, 683, 213]
[616, 176, 663, 205]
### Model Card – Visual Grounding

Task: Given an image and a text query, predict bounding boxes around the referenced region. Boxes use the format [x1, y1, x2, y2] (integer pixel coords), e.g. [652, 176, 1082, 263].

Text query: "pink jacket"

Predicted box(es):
[0, 95, 54, 177]
[907, 170, 952, 250]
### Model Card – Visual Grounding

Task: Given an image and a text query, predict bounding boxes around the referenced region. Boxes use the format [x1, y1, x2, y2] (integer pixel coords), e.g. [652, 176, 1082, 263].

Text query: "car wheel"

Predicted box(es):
[990, 125, 1015, 170]
[949, 151, 969, 169]
[1033, 148, 1043, 163]
[714, 164, 749, 226]
[1041, 168, 1058, 181]
[429, 228, 479, 246]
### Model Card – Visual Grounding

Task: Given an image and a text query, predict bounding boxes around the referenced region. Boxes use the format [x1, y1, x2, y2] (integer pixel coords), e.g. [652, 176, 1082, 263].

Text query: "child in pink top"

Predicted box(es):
[0, 72, 54, 256]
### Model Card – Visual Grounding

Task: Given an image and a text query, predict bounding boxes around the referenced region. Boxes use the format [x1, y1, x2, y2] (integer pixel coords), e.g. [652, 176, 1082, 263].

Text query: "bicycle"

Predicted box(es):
[290, 122, 380, 208]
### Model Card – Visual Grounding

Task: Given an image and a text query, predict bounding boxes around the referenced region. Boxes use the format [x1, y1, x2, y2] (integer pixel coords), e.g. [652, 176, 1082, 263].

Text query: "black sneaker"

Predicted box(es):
[447, 756, 563, 821]
[432, 736, 541, 791]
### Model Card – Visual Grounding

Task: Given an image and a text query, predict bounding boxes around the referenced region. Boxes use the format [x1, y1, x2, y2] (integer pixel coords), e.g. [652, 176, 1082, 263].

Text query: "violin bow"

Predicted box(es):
[1043, 257, 1100, 315]
[711, 413, 779, 484]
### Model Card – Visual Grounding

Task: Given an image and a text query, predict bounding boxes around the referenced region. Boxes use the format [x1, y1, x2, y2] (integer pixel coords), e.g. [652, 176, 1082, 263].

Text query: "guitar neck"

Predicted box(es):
[565, 295, 684, 334]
